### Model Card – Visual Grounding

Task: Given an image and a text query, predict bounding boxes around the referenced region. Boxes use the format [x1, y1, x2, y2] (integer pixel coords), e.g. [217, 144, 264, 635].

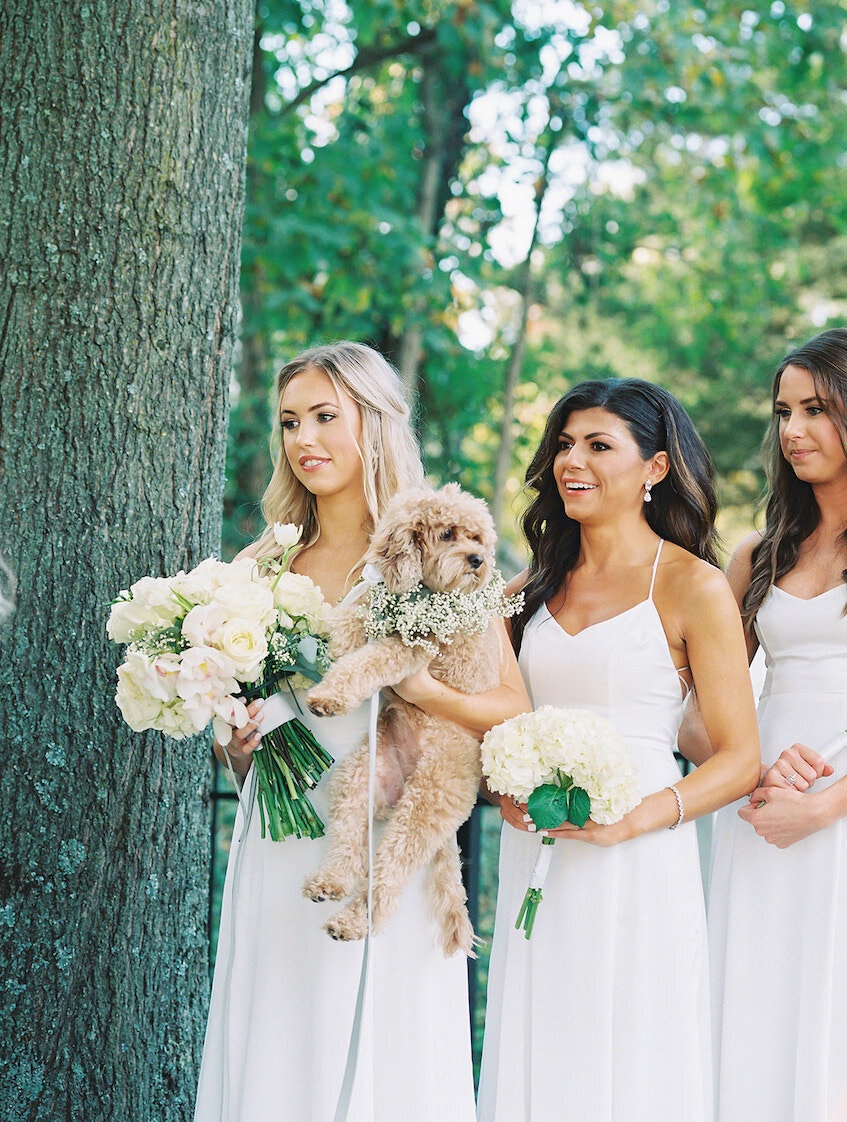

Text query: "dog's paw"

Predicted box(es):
[302, 869, 350, 903]
[324, 899, 368, 942]
[439, 906, 478, 959]
[305, 685, 352, 717]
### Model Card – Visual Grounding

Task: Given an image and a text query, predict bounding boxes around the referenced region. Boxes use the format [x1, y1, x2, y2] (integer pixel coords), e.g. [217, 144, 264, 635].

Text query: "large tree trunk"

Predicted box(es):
[0, 1, 252, 1118]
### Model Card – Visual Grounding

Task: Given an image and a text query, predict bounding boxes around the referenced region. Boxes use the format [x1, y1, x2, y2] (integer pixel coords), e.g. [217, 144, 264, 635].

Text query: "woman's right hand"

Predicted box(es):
[760, 742, 834, 792]
[214, 698, 264, 778]
[499, 795, 537, 833]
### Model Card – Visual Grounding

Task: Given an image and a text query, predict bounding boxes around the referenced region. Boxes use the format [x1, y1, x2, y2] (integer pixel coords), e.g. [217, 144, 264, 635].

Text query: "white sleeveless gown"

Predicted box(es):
[194, 696, 476, 1121]
[709, 585, 847, 1122]
[477, 544, 712, 1121]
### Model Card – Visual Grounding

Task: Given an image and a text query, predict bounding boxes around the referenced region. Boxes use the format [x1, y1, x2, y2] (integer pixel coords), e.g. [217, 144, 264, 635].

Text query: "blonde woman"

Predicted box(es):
[195, 342, 529, 1122]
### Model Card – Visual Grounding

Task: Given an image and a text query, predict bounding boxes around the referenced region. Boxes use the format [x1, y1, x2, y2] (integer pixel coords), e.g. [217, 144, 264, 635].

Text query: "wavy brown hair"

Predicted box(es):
[743, 327, 847, 627]
[512, 378, 719, 653]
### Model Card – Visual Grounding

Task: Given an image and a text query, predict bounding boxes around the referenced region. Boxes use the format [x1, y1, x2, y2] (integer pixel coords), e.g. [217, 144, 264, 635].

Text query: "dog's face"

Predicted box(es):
[368, 483, 497, 594]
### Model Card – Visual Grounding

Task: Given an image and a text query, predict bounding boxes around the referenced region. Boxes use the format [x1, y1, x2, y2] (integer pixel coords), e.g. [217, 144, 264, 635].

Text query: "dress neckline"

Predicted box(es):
[772, 583, 844, 603]
[544, 539, 664, 639]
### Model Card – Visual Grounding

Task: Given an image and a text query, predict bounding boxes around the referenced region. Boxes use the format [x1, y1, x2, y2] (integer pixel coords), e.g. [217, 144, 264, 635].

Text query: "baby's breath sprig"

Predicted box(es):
[360, 571, 523, 656]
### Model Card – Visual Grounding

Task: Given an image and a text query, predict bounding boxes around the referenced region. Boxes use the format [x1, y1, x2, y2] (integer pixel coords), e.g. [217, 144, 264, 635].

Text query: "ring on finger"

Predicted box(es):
[784, 773, 797, 786]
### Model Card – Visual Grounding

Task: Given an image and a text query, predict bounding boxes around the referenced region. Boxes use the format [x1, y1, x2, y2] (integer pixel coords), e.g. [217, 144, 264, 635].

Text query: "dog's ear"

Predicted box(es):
[368, 493, 426, 593]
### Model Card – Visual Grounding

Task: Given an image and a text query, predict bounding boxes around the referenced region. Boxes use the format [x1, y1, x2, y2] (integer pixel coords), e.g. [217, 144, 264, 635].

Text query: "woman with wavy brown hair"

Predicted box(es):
[478, 378, 759, 1122]
[708, 328, 847, 1122]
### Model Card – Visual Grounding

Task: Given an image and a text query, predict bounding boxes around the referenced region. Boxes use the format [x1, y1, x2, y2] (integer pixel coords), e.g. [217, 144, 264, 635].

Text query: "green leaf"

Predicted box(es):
[567, 786, 591, 829]
[527, 783, 570, 830]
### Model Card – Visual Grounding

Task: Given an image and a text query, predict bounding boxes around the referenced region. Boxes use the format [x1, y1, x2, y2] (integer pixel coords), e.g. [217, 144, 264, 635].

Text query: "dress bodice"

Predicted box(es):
[518, 542, 685, 794]
[755, 583, 847, 700]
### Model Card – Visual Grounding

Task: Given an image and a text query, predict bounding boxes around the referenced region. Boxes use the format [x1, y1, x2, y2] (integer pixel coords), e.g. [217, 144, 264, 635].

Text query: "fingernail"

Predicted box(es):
[527, 823, 536, 832]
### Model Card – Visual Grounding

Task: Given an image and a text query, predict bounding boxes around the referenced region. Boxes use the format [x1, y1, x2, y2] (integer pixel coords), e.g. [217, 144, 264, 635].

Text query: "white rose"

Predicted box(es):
[216, 618, 269, 683]
[272, 522, 302, 549]
[210, 578, 276, 631]
[272, 571, 327, 630]
[115, 652, 164, 731]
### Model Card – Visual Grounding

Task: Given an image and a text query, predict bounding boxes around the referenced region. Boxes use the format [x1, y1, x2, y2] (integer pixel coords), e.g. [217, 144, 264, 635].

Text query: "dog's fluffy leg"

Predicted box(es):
[326, 733, 480, 950]
[427, 837, 478, 959]
[302, 740, 396, 903]
[306, 637, 428, 717]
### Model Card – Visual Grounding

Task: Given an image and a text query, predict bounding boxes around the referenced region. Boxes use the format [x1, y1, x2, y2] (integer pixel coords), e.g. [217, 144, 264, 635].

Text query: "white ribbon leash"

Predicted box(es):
[820, 729, 847, 765]
[332, 562, 384, 1122]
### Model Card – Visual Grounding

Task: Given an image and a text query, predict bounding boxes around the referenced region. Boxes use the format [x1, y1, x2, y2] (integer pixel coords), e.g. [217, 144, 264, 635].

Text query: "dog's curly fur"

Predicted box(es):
[303, 483, 501, 956]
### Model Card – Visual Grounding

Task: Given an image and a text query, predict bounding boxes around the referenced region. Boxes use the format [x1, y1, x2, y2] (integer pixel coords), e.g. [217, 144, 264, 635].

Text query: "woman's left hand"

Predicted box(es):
[499, 798, 630, 845]
[738, 786, 824, 847]
[544, 815, 633, 847]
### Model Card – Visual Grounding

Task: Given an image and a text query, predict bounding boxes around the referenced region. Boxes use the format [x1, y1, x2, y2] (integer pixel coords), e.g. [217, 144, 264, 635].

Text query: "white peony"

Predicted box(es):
[181, 602, 230, 648]
[107, 597, 160, 644]
[115, 652, 164, 731]
[171, 557, 232, 604]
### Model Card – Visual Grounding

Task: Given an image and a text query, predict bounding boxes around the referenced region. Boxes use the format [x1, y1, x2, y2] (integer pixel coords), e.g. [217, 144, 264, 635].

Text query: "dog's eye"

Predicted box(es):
[439, 528, 455, 541]
[471, 534, 482, 544]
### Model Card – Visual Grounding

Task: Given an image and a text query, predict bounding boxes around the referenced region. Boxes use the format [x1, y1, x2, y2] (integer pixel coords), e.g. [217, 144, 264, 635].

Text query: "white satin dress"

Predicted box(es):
[194, 696, 477, 1122]
[477, 543, 712, 1122]
[709, 585, 847, 1122]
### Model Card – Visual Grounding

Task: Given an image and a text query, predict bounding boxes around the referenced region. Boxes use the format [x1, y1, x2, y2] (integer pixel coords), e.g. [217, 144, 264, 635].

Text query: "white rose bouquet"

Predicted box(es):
[107, 524, 334, 841]
[482, 705, 641, 938]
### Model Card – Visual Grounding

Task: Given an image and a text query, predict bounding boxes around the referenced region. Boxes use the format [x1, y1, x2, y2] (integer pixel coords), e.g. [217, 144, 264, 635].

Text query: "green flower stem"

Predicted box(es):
[515, 835, 555, 939]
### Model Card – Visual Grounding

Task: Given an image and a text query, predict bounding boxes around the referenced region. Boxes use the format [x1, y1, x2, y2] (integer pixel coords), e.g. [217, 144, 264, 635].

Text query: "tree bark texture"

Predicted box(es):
[0, 1, 252, 1118]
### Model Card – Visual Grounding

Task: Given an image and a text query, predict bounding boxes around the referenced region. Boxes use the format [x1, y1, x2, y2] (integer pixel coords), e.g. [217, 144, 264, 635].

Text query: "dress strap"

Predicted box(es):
[647, 539, 664, 601]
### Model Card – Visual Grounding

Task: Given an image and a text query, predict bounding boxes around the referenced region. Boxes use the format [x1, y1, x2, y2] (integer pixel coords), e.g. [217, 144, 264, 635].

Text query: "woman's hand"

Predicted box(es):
[390, 664, 437, 707]
[499, 796, 532, 832]
[214, 698, 264, 778]
[738, 785, 826, 847]
[760, 742, 834, 792]
[499, 796, 632, 846]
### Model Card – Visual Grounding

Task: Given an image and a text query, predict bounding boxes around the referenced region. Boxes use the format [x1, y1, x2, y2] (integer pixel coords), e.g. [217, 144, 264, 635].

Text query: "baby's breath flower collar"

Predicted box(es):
[359, 571, 523, 657]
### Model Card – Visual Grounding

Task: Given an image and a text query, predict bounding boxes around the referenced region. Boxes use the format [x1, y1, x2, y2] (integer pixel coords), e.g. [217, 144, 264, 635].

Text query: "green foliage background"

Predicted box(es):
[224, 0, 847, 562]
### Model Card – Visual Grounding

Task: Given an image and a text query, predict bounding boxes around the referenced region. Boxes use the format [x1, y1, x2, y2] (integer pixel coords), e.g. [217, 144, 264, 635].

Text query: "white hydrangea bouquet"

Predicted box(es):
[482, 705, 641, 938]
[106, 523, 334, 841]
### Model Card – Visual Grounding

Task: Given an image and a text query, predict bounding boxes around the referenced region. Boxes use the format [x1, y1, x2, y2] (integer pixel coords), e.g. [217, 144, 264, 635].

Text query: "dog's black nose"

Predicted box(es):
[467, 554, 483, 570]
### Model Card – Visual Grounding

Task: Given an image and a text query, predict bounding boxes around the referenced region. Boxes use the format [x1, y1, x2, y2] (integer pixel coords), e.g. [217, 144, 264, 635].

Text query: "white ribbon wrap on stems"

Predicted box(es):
[528, 838, 554, 892]
[333, 561, 384, 1122]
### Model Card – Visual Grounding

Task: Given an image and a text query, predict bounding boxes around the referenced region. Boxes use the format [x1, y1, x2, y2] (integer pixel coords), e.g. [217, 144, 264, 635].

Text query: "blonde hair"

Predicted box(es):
[254, 342, 424, 560]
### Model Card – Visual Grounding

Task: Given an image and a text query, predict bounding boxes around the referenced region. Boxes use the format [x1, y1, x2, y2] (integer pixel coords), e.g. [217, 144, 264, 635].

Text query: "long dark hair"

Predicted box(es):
[743, 327, 847, 627]
[512, 378, 719, 653]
